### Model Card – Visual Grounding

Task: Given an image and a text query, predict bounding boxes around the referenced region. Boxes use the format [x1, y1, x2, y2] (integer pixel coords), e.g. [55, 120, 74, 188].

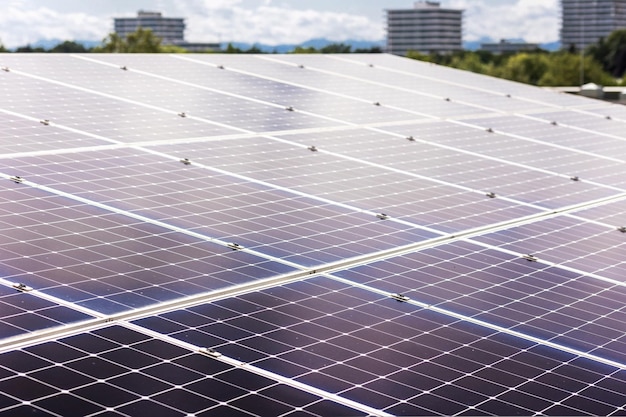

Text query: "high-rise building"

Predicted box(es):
[115, 11, 185, 44]
[113, 11, 219, 52]
[386, 1, 463, 56]
[561, 0, 626, 50]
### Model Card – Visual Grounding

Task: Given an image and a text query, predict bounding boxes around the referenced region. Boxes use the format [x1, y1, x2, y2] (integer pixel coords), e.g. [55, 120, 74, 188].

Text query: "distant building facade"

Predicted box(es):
[480, 39, 540, 54]
[561, 0, 626, 50]
[115, 11, 185, 44]
[386, 1, 463, 55]
[114, 11, 219, 52]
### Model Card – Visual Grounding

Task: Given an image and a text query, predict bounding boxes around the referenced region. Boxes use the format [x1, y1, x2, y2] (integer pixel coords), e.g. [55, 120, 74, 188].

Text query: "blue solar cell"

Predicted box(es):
[4, 148, 437, 266]
[473, 216, 626, 282]
[133, 275, 626, 415]
[0, 325, 365, 416]
[3, 52, 626, 415]
[0, 284, 92, 338]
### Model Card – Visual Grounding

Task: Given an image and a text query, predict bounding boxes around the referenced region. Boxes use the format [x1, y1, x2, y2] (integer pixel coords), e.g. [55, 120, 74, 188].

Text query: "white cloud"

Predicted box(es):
[450, 0, 559, 43]
[0, 0, 560, 49]
[181, 0, 559, 45]
[0, 4, 109, 47]
[180, 2, 383, 44]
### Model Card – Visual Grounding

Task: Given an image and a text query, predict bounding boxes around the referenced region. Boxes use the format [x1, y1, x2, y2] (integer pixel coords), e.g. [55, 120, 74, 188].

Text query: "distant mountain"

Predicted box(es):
[27, 39, 102, 50]
[463, 36, 493, 51]
[17, 37, 383, 53]
[225, 38, 385, 53]
[464, 37, 561, 52]
[540, 41, 561, 51]
[21, 37, 560, 53]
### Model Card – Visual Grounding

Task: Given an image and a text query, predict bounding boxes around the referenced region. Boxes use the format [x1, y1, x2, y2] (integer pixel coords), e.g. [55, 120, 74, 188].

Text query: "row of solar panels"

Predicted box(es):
[0, 53, 625, 416]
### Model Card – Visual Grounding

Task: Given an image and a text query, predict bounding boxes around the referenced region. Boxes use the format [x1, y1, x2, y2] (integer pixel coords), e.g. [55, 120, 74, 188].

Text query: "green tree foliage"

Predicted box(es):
[92, 33, 126, 53]
[15, 44, 46, 52]
[537, 52, 614, 86]
[496, 53, 549, 85]
[224, 43, 243, 53]
[406, 51, 438, 63]
[0, 40, 7, 52]
[320, 43, 351, 53]
[93, 28, 162, 53]
[49, 40, 88, 53]
[408, 48, 620, 86]
[450, 51, 495, 74]
[291, 43, 352, 54]
[587, 29, 626, 77]
[223, 43, 263, 54]
[354, 46, 383, 53]
[159, 44, 188, 53]
[291, 43, 368, 54]
[291, 46, 318, 54]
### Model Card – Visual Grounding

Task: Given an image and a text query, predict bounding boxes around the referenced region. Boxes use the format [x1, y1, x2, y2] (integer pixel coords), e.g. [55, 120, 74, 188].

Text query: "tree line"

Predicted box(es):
[0, 28, 382, 54]
[408, 30, 626, 86]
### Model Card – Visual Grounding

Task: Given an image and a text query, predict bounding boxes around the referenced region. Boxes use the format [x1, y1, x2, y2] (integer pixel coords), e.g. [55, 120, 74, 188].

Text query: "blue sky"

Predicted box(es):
[0, 0, 560, 48]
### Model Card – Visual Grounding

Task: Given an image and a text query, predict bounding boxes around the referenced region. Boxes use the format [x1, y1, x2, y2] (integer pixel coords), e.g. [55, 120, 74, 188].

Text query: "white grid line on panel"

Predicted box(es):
[7, 57, 625, 214]
[325, 275, 626, 370]
[3, 54, 624, 370]
[254, 55, 626, 166]
[329, 54, 626, 125]
[120, 321, 393, 417]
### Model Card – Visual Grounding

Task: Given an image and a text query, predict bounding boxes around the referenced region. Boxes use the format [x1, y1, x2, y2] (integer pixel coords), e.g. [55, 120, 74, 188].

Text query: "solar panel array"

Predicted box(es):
[1, 52, 625, 416]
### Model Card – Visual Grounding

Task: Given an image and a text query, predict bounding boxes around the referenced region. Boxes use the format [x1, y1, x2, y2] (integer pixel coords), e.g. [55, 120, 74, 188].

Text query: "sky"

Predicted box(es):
[0, 0, 560, 49]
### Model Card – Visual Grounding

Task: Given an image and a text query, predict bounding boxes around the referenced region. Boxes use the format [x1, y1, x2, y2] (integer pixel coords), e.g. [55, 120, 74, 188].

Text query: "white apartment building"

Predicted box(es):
[115, 11, 185, 44]
[386, 1, 463, 55]
[561, 0, 626, 50]
[113, 11, 219, 52]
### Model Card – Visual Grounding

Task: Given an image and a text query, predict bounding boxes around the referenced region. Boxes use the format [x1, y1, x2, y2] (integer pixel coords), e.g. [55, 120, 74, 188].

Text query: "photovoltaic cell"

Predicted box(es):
[88, 54, 417, 126]
[0, 178, 295, 314]
[148, 136, 545, 234]
[575, 198, 626, 225]
[0, 112, 109, 154]
[333, 240, 626, 363]
[0, 54, 342, 133]
[2, 53, 626, 415]
[473, 216, 626, 282]
[345, 53, 598, 107]
[0, 325, 366, 416]
[134, 276, 626, 415]
[4, 148, 435, 267]
[528, 110, 626, 138]
[0, 284, 92, 339]
[0, 73, 238, 144]
[271, 128, 622, 209]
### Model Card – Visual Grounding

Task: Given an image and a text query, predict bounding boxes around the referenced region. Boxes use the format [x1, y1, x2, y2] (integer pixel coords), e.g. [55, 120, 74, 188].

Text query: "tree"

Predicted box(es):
[291, 45, 318, 54]
[406, 47, 619, 87]
[320, 43, 352, 53]
[124, 27, 161, 53]
[93, 28, 162, 53]
[538, 52, 613, 86]
[354, 46, 382, 53]
[496, 53, 549, 85]
[405, 50, 438, 63]
[224, 43, 243, 53]
[587, 29, 626, 77]
[0, 40, 7, 52]
[15, 44, 46, 53]
[450, 52, 493, 75]
[244, 45, 263, 54]
[159, 44, 188, 53]
[49, 40, 88, 53]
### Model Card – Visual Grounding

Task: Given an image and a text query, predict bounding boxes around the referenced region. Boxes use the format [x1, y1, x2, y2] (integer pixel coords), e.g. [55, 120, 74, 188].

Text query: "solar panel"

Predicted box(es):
[1, 53, 625, 416]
